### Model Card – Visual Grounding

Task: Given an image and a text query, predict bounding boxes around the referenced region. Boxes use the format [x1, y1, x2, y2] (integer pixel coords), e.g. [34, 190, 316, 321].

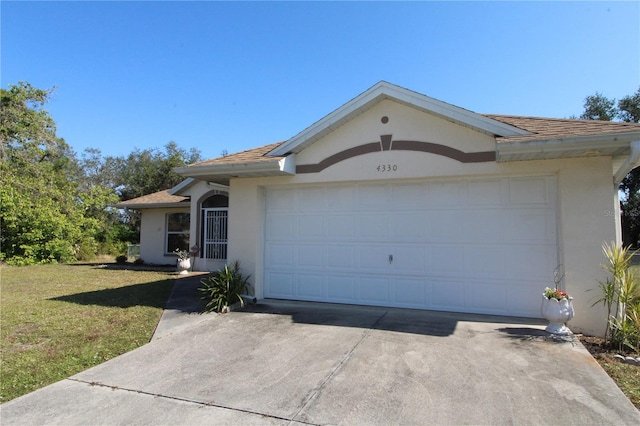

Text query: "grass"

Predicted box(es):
[0, 263, 175, 403]
[579, 335, 640, 409]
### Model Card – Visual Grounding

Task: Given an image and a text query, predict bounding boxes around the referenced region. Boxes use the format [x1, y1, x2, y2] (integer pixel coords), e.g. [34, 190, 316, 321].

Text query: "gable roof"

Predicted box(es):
[267, 81, 530, 157]
[172, 82, 640, 184]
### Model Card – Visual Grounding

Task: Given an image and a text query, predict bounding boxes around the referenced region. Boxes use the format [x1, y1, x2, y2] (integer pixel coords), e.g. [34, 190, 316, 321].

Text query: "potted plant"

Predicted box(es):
[541, 266, 574, 335]
[174, 248, 191, 274]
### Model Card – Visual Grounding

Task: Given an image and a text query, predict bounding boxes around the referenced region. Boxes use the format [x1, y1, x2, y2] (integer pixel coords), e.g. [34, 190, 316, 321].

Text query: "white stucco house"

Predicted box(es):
[117, 81, 640, 336]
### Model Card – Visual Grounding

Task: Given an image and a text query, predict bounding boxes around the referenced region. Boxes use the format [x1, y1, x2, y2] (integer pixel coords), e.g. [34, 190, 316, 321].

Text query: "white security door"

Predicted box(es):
[264, 176, 557, 318]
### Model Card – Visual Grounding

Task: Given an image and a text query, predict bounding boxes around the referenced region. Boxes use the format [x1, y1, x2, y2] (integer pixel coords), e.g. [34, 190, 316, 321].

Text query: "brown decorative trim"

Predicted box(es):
[296, 142, 380, 174]
[392, 140, 496, 163]
[296, 135, 495, 173]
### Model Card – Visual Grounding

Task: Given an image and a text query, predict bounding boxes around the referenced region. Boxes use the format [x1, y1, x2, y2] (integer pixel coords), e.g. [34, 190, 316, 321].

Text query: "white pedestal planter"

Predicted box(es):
[541, 295, 574, 335]
[177, 258, 191, 274]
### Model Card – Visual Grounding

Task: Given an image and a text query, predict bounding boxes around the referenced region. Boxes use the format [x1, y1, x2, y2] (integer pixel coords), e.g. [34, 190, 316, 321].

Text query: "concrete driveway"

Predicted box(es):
[2, 300, 639, 425]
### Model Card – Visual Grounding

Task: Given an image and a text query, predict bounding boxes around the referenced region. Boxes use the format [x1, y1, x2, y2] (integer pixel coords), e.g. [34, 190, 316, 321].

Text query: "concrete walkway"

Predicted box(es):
[2, 275, 639, 425]
[151, 272, 210, 341]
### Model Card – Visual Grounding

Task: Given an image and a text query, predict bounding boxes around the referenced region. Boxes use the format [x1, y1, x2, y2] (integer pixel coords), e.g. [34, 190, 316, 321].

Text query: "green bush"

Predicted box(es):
[199, 261, 251, 313]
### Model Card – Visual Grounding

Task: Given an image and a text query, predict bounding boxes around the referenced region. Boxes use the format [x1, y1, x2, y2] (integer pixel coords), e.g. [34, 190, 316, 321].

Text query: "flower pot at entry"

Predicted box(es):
[177, 258, 191, 274]
[541, 293, 574, 335]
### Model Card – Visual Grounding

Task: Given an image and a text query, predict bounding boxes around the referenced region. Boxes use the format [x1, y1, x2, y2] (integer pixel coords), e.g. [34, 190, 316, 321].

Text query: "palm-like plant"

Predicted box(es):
[592, 242, 640, 351]
[199, 261, 251, 313]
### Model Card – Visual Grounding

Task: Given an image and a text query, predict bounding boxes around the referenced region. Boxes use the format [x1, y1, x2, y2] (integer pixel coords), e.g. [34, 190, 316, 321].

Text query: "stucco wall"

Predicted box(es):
[225, 99, 619, 336]
[182, 180, 228, 272]
[139, 207, 190, 266]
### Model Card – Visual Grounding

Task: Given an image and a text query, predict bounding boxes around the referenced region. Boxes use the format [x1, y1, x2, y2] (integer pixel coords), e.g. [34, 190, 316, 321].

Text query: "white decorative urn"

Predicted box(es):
[177, 258, 191, 274]
[541, 295, 574, 335]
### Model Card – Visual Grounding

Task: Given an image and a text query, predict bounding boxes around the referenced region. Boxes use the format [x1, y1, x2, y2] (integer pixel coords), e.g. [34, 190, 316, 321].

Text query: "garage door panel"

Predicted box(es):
[296, 187, 325, 211]
[467, 282, 508, 313]
[468, 179, 504, 205]
[509, 209, 556, 241]
[391, 212, 428, 240]
[464, 246, 505, 278]
[327, 276, 356, 302]
[297, 215, 325, 239]
[429, 181, 465, 205]
[266, 273, 294, 298]
[430, 246, 462, 274]
[265, 176, 558, 318]
[325, 185, 357, 211]
[266, 188, 294, 210]
[359, 184, 388, 208]
[297, 274, 324, 298]
[358, 214, 389, 240]
[393, 246, 426, 274]
[266, 244, 294, 267]
[506, 281, 545, 317]
[394, 278, 429, 307]
[297, 245, 324, 268]
[430, 211, 464, 242]
[328, 214, 356, 239]
[327, 246, 355, 270]
[359, 245, 391, 272]
[390, 183, 428, 208]
[509, 177, 550, 204]
[359, 277, 390, 304]
[463, 210, 506, 242]
[505, 245, 555, 280]
[267, 215, 295, 240]
[432, 279, 466, 310]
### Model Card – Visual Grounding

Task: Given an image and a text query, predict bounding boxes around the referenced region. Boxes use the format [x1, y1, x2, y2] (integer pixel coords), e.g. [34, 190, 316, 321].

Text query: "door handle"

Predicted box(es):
[389, 254, 393, 264]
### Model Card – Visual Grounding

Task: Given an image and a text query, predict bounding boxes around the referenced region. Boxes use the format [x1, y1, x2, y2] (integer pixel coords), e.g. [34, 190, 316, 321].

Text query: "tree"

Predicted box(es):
[111, 141, 202, 201]
[580, 88, 640, 246]
[580, 92, 618, 121]
[0, 82, 118, 264]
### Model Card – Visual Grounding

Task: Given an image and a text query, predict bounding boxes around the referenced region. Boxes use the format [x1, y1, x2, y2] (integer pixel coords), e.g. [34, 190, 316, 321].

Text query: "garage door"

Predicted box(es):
[264, 176, 558, 318]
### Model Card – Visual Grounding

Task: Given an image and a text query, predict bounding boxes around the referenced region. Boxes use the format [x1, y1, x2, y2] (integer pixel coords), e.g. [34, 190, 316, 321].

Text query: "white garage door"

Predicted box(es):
[264, 176, 558, 318]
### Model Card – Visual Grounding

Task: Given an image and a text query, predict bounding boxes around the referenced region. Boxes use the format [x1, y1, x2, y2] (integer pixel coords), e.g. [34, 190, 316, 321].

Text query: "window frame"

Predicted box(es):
[165, 212, 190, 255]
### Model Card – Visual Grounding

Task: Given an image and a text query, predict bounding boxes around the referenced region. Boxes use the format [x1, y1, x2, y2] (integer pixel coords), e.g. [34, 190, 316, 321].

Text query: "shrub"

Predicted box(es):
[592, 242, 640, 352]
[115, 255, 127, 264]
[199, 261, 251, 313]
[133, 258, 144, 266]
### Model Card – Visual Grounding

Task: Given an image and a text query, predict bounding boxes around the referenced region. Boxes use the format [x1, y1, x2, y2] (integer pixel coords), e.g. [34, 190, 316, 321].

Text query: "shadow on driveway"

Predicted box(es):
[241, 299, 549, 338]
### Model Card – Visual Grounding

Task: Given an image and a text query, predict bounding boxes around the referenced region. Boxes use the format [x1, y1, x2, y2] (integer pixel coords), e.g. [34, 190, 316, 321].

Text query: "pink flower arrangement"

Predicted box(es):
[544, 287, 569, 300]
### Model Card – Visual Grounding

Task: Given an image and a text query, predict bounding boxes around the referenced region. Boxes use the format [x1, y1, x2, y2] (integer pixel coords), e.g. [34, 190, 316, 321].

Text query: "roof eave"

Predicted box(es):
[114, 201, 190, 209]
[174, 155, 296, 184]
[496, 132, 640, 162]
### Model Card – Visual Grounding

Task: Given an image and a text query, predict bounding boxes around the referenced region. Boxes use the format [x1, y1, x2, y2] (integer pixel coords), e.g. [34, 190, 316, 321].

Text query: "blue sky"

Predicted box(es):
[2, 1, 639, 160]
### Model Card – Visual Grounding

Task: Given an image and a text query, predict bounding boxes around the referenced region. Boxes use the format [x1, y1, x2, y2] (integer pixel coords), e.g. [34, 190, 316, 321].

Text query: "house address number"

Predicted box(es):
[377, 164, 398, 172]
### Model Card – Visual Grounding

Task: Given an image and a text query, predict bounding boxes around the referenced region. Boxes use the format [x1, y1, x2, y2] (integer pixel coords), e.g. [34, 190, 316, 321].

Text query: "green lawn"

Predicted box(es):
[0, 264, 175, 403]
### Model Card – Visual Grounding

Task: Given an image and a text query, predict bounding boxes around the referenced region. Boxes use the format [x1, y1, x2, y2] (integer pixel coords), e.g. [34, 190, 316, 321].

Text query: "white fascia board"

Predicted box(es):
[496, 133, 639, 160]
[175, 156, 295, 178]
[168, 178, 196, 196]
[267, 81, 529, 157]
[114, 202, 190, 210]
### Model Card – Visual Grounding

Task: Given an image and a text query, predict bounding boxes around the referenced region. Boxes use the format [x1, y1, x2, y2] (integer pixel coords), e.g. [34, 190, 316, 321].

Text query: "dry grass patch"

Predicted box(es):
[0, 264, 175, 402]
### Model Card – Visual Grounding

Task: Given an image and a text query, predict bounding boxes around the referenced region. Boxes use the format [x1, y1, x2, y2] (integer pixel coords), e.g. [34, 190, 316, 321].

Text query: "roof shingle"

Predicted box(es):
[116, 190, 189, 207]
[485, 115, 640, 143]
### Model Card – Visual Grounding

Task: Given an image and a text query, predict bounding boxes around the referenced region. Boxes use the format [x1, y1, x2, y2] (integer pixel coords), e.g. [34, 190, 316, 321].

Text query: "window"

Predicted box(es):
[166, 213, 190, 254]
